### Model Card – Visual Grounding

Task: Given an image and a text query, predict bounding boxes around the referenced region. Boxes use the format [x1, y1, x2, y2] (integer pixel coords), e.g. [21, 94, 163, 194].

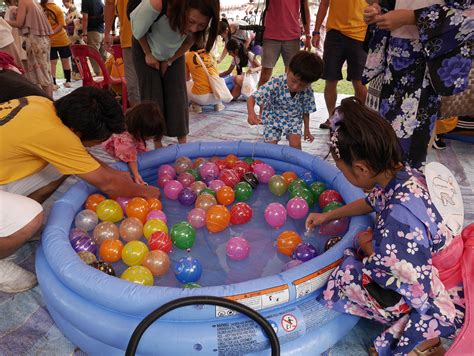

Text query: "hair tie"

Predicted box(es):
[327, 109, 343, 159]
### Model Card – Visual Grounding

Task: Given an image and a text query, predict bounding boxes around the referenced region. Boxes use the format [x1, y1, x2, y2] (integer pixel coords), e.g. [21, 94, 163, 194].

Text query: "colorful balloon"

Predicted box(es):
[178, 188, 197, 206]
[200, 188, 216, 197]
[232, 161, 251, 178]
[74, 209, 99, 232]
[195, 193, 217, 211]
[276, 231, 302, 256]
[91, 261, 115, 276]
[219, 169, 240, 188]
[183, 282, 201, 288]
[230, 202, 253, 225]
[187, 208, 207, 229]
[147, 198, 162, 211]
[85, 193, 106, 212]
[282, 259, 303, 271]
[268, 175, 288, 197]
[164, 180, 184, 200]
[292, 242, 318, 262]
[253, 163, 275, 183]
[250, 159, 264, 171]
[208, 179, 226, 192]
[119, 217, 144, 242]
[116, 197, 131, 214]
[186, 168, 200, 180]
[142, 250, 170, 276]
[214, 159, 228, 171]
[177, 172, 195, 187]
[158, 164, 176, 179]
[77, 251, 97, 265]
[146, 209, 167, 223]
[174, 156, 193, 174]
[157, 173, 174, 188]
[282, 171, 298, 185]
[243, 157, 254, 165]
[192, 157, 207, 169]
[225, 154, 239, 168]
[264, 202, 287, 229]
[126, 197, 150, 223]
[301, 171, 315, 186]
[99, 239, 124, 263]
[290, 187, 315, 207]
[325, 236, 342, 251]
[310, 182, 326, 203]
[319, 217, 350, 237]
[206, 205, 231, 233]
[288, 179, 307, 195]
[242, 172, 259, 189]
[286, 197, 309, 219]
[96, 199, 124, 222]
[143, 218, 168, 239]
[92, 221, 119, 245]
[121, 265, 154, 286]
[148, 231, 172, 253]
[234, 181, 253, 202]
[216, 186, 235, 206]
[190, 181, 207, 195]
[170, 222, 196, 250]
[199, 162, 220, 182]
[322, 201, 344, 213]
[122, 240, 149, 266]
[319, 190, 344, 209]
[174, 256, 202, 283]
[226, 236, 250, 261]
[70, 232, 97, 254]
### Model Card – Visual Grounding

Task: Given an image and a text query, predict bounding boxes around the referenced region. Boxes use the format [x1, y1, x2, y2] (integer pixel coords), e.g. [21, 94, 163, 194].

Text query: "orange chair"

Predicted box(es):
[70, 44, 128, 112]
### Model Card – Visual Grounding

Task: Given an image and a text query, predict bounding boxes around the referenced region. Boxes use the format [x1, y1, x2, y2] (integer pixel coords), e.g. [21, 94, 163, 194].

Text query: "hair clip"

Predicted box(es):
[329, 109, 344, 131]
[327, 109, 343, 159]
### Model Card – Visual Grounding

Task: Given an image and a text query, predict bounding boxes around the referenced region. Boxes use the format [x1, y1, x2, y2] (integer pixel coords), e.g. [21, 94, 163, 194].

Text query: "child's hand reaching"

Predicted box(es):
[304, 128, 314, 143]
[133, 174, 147, 185]
[248, 112, 261, 125]
[305, 212, 330, 231]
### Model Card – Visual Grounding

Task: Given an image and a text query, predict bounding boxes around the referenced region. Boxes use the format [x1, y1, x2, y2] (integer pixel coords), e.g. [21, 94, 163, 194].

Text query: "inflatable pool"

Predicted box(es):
[36, 141, 372, 355]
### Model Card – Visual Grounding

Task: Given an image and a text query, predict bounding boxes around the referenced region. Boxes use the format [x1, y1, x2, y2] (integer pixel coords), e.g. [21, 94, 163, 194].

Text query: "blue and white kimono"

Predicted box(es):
[363, 0, 473, 168]
[320, 166, 465, 355]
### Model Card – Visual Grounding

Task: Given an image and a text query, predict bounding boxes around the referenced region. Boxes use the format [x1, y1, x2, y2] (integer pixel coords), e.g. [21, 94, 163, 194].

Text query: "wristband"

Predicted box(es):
[312, 31, 320, 35]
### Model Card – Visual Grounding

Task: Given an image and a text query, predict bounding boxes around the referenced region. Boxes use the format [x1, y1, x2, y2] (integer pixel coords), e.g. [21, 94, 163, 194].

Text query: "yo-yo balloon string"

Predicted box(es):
[250, 123, 262, 160]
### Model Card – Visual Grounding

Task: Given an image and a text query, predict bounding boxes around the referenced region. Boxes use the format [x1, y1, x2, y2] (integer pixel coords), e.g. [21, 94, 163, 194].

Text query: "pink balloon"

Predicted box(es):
[116, 197, 131, 214]
[187, 208, 206, 229]
[199, 162, 220, 181]
[157, 173, 174, 188]
[226, 236, 250, 261]
[208, 180, 226, 192]
[286, 197, 309, 219]
[253, 163, 275, 184]
[264, 202, 287, 229]
[319, 217, 350, 237]
[158, 164, 176, 179]
[164, 180, 184, 200]
[146, 209, 167, 223]
[177, 172, 196, 188]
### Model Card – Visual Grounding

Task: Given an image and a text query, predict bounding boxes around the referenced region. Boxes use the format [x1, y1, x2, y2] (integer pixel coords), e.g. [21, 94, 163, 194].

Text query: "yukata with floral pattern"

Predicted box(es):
[102, 132, 147, 163]
[320, 166, 465, 355]
[363, 0, 473, 168]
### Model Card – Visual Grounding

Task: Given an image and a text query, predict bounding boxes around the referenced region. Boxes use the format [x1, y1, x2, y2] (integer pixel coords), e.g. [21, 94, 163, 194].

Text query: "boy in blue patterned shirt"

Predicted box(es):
[247, 51, 323, 149]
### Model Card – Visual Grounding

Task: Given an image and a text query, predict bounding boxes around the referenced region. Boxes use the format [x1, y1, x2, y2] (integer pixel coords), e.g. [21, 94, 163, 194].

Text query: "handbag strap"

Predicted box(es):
[194, 52, 212, 79]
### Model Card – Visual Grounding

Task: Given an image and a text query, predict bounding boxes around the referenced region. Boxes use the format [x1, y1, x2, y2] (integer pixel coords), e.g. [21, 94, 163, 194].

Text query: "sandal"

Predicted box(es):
[368, 345, 378, 356]
[412, 339, 445, 356]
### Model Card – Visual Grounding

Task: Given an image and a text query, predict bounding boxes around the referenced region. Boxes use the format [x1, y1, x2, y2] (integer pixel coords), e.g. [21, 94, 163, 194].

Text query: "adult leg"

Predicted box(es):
[258, 40, 281, 87]
[352, 80, 367, 104]
[122, 47, 140, 106]
[346, 34, 368, 105]
[280, 39, 300, 71]
[59, 46, 72, 86]
[324, 80, 339, 116]
[51, 58, 58, 88]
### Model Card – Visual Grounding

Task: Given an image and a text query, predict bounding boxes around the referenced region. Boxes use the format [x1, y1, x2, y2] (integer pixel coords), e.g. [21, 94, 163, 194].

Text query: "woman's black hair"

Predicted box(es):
[125, 102, 165, 144]
[218, 18, 230, 37]
[226, 38, 248, 75]
[330, 97, 403, 175]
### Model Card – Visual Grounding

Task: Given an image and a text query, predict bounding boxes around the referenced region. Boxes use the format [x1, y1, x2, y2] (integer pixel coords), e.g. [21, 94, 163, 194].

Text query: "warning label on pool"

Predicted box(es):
[215, 285, 290, 317]
[215, 320, 270, 354]
[292, 259, 342, 299]
[281, 313, 298, 332]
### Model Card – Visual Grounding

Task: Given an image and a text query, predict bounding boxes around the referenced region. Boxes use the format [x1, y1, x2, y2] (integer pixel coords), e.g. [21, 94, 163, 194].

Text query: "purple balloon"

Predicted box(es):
[208, 179, 226, 192]
[70, 233, 97, 254]
[146, 209, 167, 223]
[319, 217, 350, 237]
[187, 208, 206, 229]
[226, 236, 250, 261]
[292, 242, 318, 262]
[164, 180, 184, 200]
[116, 197, 131, 214]
[253, 163, 275, 184]
[282, 259, 303, 271]
[264, 202, 287, 229]
[286, 197, 309, 219]
[178, 188, 197, 206]
[199, 162, 220, 182]
[158, 164, 176, 179]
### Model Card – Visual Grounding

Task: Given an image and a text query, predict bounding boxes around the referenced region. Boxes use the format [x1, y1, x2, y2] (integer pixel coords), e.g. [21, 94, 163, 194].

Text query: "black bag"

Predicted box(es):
[127, 0, 167, 33]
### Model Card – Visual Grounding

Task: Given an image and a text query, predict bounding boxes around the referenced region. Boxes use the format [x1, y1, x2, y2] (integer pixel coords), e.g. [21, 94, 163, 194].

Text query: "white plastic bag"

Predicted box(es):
[241, 72, 259, 98]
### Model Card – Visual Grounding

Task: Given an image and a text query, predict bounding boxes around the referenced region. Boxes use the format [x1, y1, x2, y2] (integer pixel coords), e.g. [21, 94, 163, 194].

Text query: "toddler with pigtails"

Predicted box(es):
[306, 97, 466, 355]
[103, 102, 165, 184]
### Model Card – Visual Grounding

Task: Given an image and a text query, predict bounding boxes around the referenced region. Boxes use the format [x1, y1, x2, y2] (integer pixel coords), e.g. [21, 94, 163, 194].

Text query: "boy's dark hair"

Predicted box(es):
[54, 87, 125, 142]
[219, 18, 229, 36]
[226, 38, 248, 75]
[125, 102, 165, 144]
[331, 97, 403, 175]
[288, 51, 324, 83]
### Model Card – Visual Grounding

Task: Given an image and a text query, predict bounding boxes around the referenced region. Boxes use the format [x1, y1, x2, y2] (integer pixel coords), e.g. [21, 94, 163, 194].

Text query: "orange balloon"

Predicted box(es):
[216, 186, 235, 206]
[142, 250, 170, 276]
[85, 193, 106, 212]
[126, 197, 150, 223]
[282, 172, 298, 185]
[225, 154, 239, 168]
[206, 205, 231, 233]
[147, 198, 162, 211]
[99, 239, 124, 263]
[276, 231, 302, 256]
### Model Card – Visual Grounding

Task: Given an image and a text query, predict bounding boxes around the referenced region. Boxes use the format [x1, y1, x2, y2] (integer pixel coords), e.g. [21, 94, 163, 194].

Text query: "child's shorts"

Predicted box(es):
[263, 121, 302, 142]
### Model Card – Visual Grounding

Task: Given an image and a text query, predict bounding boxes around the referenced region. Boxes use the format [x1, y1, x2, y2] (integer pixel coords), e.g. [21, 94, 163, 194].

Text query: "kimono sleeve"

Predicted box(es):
[252, 76, 278, 106]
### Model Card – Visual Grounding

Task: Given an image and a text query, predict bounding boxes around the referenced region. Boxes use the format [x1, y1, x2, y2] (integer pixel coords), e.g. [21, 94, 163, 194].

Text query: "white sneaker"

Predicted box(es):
[190, 103, 202, 114]
[0, 259, 37, 293]
[64, 81, 72, 88]
[214, 103, 225, 112]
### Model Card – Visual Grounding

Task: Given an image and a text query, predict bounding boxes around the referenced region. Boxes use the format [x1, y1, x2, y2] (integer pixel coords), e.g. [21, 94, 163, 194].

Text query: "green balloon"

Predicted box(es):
[243, 157, 254, 165]
[288, 179, 307, 195]
[322, 201, 343, 213]
[170, 221, 196, 250]
[234, 182, 253, 201]
[186, 168, 200, 180]
[200, 188, 216, 197]
[310, 181, 326, 202]
[290, 187, 315, 207]
[183, 282, 201, 288]
[268, 175, 288, 197]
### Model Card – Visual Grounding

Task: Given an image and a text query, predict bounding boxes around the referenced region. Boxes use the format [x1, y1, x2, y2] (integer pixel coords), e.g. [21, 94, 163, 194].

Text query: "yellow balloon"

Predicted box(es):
[96, 199, 124, 223]
[121, 266, 154, 286]
[143, 218, 168, 239]
[121, 241, 149, 266]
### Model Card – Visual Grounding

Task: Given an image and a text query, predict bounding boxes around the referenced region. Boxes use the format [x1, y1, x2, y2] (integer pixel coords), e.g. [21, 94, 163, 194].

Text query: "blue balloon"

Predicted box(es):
[300, 171, 315, 186]
[174, 256, 203, 284]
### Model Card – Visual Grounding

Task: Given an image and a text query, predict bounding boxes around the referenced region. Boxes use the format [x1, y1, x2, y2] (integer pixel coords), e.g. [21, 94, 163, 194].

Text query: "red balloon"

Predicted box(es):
[149, 231, 172, 253]
[215, 159, 227, 171]
[250, 159, 264, 172]
[230, 202, 253, 225]
[219, 169, 240, 188]
[319, 190, 344, 209]
[233, 161, 251, 179]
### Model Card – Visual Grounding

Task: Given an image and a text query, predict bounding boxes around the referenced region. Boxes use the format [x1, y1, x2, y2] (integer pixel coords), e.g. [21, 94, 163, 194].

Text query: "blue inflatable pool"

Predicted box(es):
[36, 141, 372, 355]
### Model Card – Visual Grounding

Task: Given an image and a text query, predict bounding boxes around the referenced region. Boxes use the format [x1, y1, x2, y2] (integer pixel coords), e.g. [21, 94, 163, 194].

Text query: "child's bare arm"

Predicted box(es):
[128, 161, 146, 185]
[303, 113, 314, 142]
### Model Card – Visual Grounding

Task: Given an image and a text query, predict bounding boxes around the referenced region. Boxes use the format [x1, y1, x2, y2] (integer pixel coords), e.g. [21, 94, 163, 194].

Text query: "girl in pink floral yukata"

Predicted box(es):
[306, 97, 465, 356]
[103, 102, 164, 185]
